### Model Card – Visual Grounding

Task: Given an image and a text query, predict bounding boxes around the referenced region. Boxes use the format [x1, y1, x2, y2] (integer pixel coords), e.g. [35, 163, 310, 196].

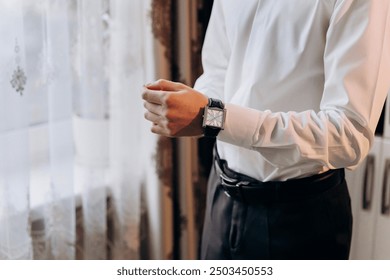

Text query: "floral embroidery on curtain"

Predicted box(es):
[10, 40, 27, 96]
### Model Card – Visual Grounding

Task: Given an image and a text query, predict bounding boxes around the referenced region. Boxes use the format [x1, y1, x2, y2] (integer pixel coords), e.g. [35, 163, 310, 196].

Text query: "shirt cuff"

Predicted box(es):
[218, 103, 262, 148]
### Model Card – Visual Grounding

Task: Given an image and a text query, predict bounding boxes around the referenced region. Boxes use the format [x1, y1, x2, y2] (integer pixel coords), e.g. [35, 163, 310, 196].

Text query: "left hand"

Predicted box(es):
[142, 79, 209, 137]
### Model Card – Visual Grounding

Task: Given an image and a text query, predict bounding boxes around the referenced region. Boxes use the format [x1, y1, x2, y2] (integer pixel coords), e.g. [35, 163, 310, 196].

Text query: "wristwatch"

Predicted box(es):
[202, 98, 226, 138]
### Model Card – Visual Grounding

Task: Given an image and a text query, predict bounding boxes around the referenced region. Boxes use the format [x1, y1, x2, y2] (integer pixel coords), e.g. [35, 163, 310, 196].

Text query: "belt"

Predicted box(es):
[214, 154, 344, 204]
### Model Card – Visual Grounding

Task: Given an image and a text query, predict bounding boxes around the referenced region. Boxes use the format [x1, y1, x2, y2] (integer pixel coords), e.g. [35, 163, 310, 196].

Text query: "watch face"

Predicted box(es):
[204, 107, 225, 128]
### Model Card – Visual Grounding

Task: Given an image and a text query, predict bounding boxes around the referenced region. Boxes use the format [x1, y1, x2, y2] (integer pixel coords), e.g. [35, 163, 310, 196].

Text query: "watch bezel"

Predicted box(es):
[202, 106, 226, 129]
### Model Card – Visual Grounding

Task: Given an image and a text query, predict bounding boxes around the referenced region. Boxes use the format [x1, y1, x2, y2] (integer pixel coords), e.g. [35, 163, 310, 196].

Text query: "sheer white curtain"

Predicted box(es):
[0, 0, 31, 259]
[0, 0, 157, 260]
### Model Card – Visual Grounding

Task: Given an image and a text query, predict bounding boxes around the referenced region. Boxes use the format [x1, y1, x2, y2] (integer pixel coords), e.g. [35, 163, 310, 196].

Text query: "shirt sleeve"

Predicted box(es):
[193, 0, 230, 99]
[218, 0, 390, 170]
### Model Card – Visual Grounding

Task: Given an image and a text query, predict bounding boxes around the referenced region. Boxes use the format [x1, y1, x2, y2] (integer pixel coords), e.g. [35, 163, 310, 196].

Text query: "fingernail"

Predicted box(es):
[144, 81, 156, 87]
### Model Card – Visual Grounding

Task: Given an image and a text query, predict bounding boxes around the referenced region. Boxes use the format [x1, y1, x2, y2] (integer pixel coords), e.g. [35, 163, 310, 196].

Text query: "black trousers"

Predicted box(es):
[200, 160, 353, 260]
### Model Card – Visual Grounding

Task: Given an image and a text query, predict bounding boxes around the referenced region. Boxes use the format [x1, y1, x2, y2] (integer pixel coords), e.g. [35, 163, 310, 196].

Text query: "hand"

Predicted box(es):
[142, 79, 209, 137]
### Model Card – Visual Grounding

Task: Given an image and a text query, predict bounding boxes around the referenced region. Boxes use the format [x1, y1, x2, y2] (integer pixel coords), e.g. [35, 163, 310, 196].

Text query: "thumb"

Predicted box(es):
[144, 81, 162, 90]
[145, 79, 184, 91]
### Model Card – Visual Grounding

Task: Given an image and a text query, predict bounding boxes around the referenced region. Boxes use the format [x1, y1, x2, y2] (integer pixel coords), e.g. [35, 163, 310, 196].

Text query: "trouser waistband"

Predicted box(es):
[214, 151, 344, 204]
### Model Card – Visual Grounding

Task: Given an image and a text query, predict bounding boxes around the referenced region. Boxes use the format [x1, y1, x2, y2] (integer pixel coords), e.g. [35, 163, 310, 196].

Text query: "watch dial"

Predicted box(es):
[206, 109, 223, 127]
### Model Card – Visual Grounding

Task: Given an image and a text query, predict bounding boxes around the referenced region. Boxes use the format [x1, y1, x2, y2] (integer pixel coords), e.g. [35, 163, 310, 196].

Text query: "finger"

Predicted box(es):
[144, 101, 165, 116]
[151, 123, 170, 137]
[144, 111, 163, 124]
[145, 79, 185, 91]
[142, 89, 166, 105]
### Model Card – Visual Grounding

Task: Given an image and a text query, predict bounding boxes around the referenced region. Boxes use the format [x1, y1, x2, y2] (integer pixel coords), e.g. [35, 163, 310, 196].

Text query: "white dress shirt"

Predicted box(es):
[194, 0, 390, 181]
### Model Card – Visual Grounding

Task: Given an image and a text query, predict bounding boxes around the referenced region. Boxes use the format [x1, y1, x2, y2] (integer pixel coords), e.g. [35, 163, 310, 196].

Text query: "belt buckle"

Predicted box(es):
[219, 173, 237, 184]
[219, 173, 236, 197]
[219, 173, 250, 199]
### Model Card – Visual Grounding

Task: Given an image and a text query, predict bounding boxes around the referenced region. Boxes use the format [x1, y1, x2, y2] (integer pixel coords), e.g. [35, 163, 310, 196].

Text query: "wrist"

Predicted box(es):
[202, 98, 226, 138]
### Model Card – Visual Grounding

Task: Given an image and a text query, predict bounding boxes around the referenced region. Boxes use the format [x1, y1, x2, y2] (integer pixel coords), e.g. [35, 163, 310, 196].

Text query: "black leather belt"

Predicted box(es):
[214, 154, 344, 204]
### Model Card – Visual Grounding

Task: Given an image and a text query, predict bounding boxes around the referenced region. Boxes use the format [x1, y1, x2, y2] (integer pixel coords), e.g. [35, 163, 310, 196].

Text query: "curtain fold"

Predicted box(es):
[109, 0, 152, 259]
[0, 0, 31, 260]
[73, 0, 109, 260]
[45, 0, 75, 259]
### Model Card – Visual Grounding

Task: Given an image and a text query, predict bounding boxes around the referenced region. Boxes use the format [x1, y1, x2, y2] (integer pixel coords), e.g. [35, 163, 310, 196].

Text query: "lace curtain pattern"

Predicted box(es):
[0, 0, 156, 260]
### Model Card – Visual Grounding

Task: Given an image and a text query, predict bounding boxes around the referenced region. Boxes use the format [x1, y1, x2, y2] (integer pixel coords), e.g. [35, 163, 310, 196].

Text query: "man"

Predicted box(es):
[142, 0, 390, 259]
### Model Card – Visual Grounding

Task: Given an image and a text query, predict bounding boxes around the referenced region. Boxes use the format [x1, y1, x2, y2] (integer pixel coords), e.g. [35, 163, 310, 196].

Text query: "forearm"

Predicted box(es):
[219, 104, 372, 169]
